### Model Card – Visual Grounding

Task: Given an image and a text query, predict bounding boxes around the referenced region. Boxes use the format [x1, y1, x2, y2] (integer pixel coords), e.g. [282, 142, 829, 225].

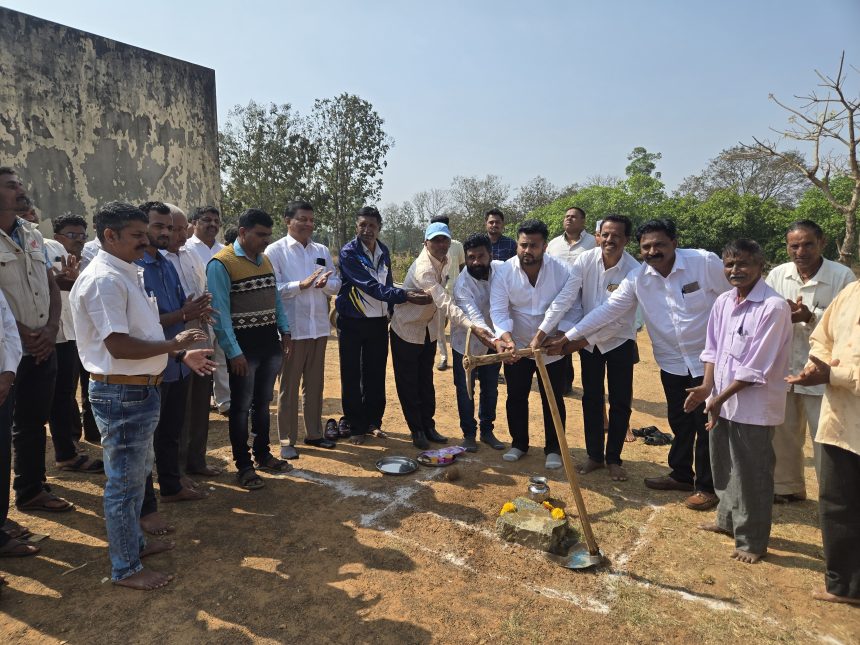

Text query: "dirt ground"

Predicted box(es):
[1, 332, 858, 644]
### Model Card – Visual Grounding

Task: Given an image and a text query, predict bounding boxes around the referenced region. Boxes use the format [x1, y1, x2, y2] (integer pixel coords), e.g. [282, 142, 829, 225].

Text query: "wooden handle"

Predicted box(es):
[533, 350, 600, 556]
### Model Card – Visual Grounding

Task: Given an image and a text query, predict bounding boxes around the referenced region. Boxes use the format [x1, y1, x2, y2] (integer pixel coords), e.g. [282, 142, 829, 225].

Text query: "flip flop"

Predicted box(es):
[632, 426, 658, 438]
[0, 538, 41, 558]
[17, 492, 75, 513]
[238, 469, 265, 490]
[3, 520, 32, 540]
[337, 417, 351, 438]
[255, 456, 293, 474]
[57, 455, 104, 473]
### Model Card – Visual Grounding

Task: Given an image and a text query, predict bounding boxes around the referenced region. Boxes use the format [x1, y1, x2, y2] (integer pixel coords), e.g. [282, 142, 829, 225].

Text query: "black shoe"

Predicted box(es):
[425, 428, 448, 444]
[480, 432, 505, 450]
[461, 437, 478, 452]
[305, 438, 337, 449]
[412, 432, 430, 450]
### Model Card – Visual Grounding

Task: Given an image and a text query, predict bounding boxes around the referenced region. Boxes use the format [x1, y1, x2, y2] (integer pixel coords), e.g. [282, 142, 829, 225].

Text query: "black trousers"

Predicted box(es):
[337, 316, 390, 436]
[579, 340, 637, 465]
[0, 384, 15, 547]
[390, 329, 436, 436]
[660, 369, 713, 493]
[561, 353, 575, 393]
[504, 357, 566, 455]
[819, 443, 860, 599]
[181, 372, 213, 472]
[49, 340, 82, 462]
[142, 375, 189, 513]
[78, 359, 100, 442]
[12, 353, 57, 505]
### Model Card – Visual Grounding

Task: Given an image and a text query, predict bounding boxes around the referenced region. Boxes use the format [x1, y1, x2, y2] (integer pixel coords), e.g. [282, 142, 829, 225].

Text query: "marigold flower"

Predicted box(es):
[542, 501, 554, 510]
[500, 502, 517, 516]
[551, 508, 566, 520]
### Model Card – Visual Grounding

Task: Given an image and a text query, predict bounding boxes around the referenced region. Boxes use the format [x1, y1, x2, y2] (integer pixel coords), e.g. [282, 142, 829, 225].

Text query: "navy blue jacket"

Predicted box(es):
[335, 237, 408, 318]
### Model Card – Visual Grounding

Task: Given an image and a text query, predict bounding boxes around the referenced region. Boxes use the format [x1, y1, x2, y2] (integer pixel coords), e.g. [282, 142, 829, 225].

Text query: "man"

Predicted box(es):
[390, 223, 495, 449]
[688, 239, 792, 564]
[208, 208, 293, 489]
[765, 220, 854, 503]
[786, 280, 860, 605]
[186, 205, 230, 415]
[43, 214, 102, 472]
[491, 219, 578, 469]
[550, 219, 729, 510]
[451, 233, 506, 452]
[20, 197, 38, 225]
[568, 215, 640, 482]
[429, 215, 465, 371]
[0, 289, 36, 558]
[547, 205, 598, 395]
[485, 208, 517, 262]
[0, 166, 73, 513]
[136, 202, 210, 520]
[265, 201, 340, 459]
[335, 206, 431, 444]
[70, 201, 214, 590]
[162, 204, 221, 477]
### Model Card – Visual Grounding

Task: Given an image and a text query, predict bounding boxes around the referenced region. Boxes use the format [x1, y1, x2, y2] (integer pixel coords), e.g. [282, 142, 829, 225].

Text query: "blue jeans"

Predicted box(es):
[451, 349, 499, 438]
[228, 342, 283, 473]
[89, 381, 160, 582]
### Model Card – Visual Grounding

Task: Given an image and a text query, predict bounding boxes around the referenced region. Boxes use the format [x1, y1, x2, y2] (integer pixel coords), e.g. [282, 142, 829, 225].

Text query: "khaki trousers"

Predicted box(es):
[772, 391, 822, 496]
[277, 337, 328, 446]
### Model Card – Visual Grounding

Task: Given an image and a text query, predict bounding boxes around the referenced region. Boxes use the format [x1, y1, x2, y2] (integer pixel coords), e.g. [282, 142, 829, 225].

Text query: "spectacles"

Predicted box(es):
[58, 232, 87, 240]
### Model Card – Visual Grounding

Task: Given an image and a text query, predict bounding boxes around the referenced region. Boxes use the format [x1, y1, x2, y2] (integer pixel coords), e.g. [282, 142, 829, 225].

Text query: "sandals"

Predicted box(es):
[369, 426, 388, 439]
[337, 417, 351, 439]
[324, 418, 340, 441]
[57, 454, 104, 473]
[237, 469, 265, 490]
[255, 455, 293, 474]
[631, 426, 673, 446]
[3, 520, 32, 540]
[17, 491, 75, 513]
[632, 426, 658, 438]
[0, 538, 40, 558]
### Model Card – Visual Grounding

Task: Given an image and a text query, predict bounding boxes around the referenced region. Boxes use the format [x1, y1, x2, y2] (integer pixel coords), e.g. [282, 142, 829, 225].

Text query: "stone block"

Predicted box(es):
[495, 497, 577, 554]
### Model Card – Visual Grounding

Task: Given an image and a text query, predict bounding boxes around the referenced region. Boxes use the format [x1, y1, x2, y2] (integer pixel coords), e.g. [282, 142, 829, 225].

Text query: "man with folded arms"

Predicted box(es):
[548, 219, 730, 509]
[265, 201, 340, 459]
[390, 222, 495, 449]
[491, 219, 579, 470]
[71, 201, 215, 590]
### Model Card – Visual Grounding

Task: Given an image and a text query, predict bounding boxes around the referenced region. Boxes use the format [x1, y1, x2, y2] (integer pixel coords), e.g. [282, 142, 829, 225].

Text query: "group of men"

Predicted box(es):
[0, 164, 857, 606]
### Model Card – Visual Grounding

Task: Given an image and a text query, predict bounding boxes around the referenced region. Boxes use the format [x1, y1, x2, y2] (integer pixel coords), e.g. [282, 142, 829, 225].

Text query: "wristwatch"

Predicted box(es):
[175, 349, 187, 364]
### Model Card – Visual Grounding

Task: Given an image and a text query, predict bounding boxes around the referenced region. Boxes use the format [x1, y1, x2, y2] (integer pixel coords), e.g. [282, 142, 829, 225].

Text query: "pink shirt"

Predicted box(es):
[700, 278, 793, 426]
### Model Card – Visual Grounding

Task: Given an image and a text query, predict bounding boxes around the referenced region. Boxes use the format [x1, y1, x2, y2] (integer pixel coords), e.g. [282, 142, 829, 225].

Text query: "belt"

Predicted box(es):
[90, 373, 163, 386]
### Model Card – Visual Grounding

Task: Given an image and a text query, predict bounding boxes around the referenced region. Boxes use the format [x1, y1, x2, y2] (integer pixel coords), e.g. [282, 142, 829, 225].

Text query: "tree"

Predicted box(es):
[448, 174, 510, 234]
[411, 188, 451, 225]
[381, 201, 423, 254]
[218, 101, 319, 227]
[626, 146, 662, 178]
[743, 52, 859, 264]
[511, 175, 574, 220]
[677, 146, 808, 206]
[308, 93, 393, 249]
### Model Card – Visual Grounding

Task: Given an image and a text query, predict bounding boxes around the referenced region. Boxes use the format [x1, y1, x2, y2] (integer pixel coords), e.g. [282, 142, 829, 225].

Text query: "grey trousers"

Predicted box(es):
[277, 337, 328, 445]
[180, 371, 213, 473]
[710, 419, 775, 555]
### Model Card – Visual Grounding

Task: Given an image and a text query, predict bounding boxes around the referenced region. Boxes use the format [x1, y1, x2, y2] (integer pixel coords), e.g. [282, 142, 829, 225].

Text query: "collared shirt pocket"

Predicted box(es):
[729, 331, 750, 359]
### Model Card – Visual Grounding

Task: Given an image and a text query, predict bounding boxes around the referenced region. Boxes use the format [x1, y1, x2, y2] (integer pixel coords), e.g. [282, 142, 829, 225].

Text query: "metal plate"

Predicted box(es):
[376, 456, 419, 475]
[417, 454, 452, 467]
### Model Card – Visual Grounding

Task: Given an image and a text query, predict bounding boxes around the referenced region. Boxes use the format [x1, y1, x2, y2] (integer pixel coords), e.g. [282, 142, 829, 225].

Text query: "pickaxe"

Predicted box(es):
[461, 327, 604, 568]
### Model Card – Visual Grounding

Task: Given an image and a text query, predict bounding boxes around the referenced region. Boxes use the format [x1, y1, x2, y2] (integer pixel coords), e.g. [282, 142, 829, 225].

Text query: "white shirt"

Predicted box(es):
[446, 240, 466, 294]
[161, 246, 207, 299]
[566, 248, 730, 377]
[265, 235, 341, 340]
[547, 231, 597, 265]
[79, 238, 102, 270]
[452, 261, 503, 356]
[765, 259, 856, 396]
[572, 247, 641, 354]
[185, 235, 224, 266]
[71, 251, 168, 376]
[490, 254, 579, 365]
[44, 239, 76, 342]
[0, 289, 22, 375]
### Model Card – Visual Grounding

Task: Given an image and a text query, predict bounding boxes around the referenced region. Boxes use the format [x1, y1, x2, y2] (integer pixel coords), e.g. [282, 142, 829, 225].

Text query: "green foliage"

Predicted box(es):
[791, 176, 851, 262]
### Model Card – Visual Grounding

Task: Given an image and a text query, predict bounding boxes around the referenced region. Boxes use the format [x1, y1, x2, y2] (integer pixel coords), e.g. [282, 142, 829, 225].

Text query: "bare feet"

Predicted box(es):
[113, 568, 174, 590]
[161, 486, 208, 503]
[140, 512, 175, 536]
[698, 523, 732, 536]
[187, 465, 222, 477]
[607, 464, 628, 481]
[350, 435, 366, 445]
[731, 549, 765, 564]
[624, 428, 636, 443]
[577, 459, 604, 475]
[140, 539, 175, 558]
[812, 588, 860, 606]
[179, 476, 199, 490]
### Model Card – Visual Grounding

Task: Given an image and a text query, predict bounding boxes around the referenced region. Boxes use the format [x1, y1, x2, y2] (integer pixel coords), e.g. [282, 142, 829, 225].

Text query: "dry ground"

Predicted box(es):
[1, 333, 858, 644]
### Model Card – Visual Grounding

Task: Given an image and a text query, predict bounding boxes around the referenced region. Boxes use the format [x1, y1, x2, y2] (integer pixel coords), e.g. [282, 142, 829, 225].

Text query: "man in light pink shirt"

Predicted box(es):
[685, 239, 792, 564]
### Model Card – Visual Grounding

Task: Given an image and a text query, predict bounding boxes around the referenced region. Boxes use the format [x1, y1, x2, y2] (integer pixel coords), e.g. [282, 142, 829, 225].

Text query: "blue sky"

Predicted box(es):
[3, 0, 857, 205]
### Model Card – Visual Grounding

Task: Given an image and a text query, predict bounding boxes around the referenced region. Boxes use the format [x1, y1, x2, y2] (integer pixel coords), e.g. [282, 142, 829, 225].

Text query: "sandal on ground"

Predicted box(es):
[324, 419, 340, 441]
[369, 426, 388, 439]
[237, 469, 265, 490]
[2, 520, 32, 540]
[337, 417, 352, 438]
[632, 426, 658, 438]
[57, 455, 104, 473]
[255, 455, 293, 474]
[17, 491, 75, 513]
[0, 538, 40, 558]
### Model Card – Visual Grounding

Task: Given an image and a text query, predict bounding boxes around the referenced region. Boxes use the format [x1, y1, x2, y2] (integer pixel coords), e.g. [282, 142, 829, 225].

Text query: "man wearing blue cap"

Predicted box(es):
[390, 223, 496, 448]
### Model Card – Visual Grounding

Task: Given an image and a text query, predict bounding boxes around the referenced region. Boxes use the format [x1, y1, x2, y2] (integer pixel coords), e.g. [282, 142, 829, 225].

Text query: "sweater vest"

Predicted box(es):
[211, 244, 279, 353]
